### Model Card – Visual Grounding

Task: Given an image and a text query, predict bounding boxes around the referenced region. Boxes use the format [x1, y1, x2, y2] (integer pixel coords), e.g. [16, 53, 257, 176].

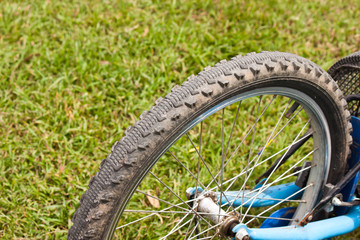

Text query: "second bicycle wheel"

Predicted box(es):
[328, 51, 360, 116]
[68, 52, 352, 240]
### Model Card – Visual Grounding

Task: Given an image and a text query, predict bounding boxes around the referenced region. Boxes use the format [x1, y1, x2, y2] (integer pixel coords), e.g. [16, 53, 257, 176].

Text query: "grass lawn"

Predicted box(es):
[0, 0, 359, 239]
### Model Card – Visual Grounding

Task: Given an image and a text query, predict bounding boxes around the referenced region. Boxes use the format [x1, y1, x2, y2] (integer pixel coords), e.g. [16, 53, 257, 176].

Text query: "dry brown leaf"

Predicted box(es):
[142, 27, 149, 38]
[99, 60, 110, 65]
[146, 191, 160, 208]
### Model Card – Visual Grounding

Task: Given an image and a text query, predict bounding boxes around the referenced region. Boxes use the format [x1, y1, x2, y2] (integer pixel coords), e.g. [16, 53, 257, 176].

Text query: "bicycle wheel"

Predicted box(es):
[68, 52, 352, 240]
[328, 51, 360, 116]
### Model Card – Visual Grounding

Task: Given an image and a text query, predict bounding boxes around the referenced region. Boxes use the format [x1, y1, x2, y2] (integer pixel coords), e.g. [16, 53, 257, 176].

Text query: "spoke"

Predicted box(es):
[209, 235, 217, 240]
[240, 95, 262, 216]
[205, 95, 276, 191]
[224, 101, 242, 158]
[198, 132, 313, 203]
[224, 124, 313, 216]
[243, 214, 297, 221]
[230, 150, 314, 213]
[117, 198, 198, 229]
[188, 222, 222, 240]
[186, 133, 218, 185]
[168, 150, 206, 189]
[188, 219, 200, 239]
[226, 98, 292, 213]
[221, 168, 311, 209]
[273, 163, 313, 184]
[219, 108, 225, 222]
[245, 183, 313, 225]
[195, 122, 203, 199]
[125, 209, 230, 217]
[225, 99, 302, 196]
[247, 158, 313, 196]
[221, 145, 290, 190]
[149, 171, 212, 226]
[124, 210, 191, 214]
[224, 96, 276, 165]
[136, 189, 191, 212]
[184, 216, 196, 240]
[204, 134, 313, 196]
[160, 211, 192, 240]
[186, 133, 236, 212]
[244, 153, 313, 202]
[241, 118, 310, 221]
[197, 236, 216, 240]
[198, 220, 204, 239]
[222, 154, 275, 195]
[272, 106, 304, 140]
[160, 213, 193, 240]
[221, 195, 306, 203]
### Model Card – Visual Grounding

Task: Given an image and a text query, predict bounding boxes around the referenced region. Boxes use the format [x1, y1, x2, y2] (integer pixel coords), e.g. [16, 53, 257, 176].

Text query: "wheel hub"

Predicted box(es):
[186, 187, 240, 238]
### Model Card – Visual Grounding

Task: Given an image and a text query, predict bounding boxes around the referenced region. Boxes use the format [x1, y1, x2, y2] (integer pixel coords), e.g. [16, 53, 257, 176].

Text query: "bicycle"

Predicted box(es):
[68, 51, 360, 239]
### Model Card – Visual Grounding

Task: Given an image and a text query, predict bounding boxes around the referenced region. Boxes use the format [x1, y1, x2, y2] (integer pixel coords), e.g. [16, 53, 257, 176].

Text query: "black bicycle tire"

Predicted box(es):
[68, 51, 352, 240]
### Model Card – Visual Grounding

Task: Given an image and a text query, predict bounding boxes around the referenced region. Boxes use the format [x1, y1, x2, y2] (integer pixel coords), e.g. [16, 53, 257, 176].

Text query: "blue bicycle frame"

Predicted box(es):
[229, 116, 360, 239]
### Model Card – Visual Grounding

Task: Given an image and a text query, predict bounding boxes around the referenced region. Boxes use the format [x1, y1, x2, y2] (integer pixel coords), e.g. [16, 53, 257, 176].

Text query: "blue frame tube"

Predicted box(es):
[336, 116, 360, 215]
[231, 116, 360, 238]
[217, 182, 302, 208]
[232, 205, 360, 240]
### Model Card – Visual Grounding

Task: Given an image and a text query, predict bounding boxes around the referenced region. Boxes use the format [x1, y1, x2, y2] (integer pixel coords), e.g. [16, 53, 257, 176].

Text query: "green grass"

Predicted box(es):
[0, 0, 359, 239]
